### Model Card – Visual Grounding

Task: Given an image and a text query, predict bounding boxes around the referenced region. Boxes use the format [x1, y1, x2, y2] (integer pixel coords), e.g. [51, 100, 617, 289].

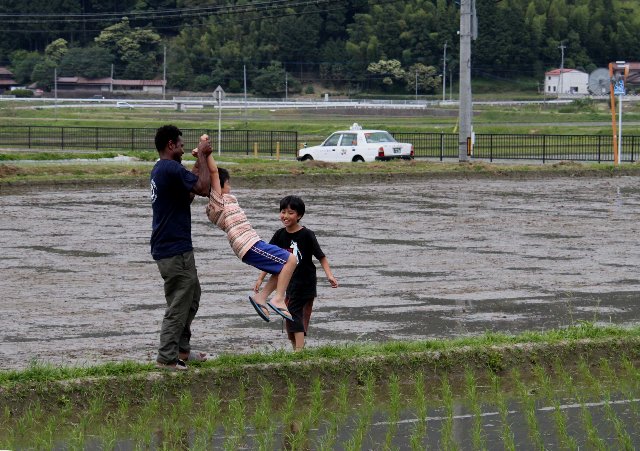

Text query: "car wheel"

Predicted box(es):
[352, 156, 365, 162]
[300, 154, 314, 161]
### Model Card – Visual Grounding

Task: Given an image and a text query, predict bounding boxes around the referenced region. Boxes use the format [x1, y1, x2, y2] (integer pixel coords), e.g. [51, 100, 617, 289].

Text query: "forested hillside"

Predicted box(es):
[1, 0, 639, 95]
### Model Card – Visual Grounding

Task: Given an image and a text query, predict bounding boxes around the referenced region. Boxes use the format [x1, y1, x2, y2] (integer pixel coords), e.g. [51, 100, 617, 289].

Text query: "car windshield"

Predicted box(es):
[364, 132, 396, 143]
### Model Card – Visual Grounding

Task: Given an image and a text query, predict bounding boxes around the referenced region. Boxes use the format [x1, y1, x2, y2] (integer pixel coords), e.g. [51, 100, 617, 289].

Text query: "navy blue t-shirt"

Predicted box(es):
[149, 159, 198, 260]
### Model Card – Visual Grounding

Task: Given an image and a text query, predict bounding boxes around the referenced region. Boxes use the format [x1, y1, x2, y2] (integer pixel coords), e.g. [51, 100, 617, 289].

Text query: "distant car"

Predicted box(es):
[92, 94, 105, 100]
[297, 123, 414, 162]
[116, 101, 133, 108]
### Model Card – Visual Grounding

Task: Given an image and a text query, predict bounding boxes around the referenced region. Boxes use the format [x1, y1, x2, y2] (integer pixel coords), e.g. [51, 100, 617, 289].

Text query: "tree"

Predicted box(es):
[31, 59, 57, 89]
[10, 50, 43, 84]
[367, 59, 405, 86]
[95, 18, 161, 78]
[404, 63, 441, 94]
[252, 62, 300, 97]
[59, 47, 114, 78]
[45, 38, 68, 64]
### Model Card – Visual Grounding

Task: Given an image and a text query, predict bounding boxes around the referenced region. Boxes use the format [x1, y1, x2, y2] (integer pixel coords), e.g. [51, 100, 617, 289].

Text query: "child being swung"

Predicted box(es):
[195, 136, 295, 321]
[255, 195, 338, 351]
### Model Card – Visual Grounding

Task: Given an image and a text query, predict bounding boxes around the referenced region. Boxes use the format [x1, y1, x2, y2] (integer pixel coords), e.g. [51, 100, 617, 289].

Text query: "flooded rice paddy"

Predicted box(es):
[1, 175, 640, 370]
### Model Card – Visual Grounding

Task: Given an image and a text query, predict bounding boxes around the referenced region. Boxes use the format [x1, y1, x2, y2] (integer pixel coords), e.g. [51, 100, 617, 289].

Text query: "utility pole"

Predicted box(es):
[442, 41, 447, 102]
[558, 41, 565, 96]
[458, 0, 474, 162]
[162, 44, 166, 100]
[285, 71, 288, 101]
[415, 70, 418, 100]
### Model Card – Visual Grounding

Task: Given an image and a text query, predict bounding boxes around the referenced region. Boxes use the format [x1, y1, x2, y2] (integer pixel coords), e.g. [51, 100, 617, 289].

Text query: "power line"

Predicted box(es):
[0, 0, 402, 24]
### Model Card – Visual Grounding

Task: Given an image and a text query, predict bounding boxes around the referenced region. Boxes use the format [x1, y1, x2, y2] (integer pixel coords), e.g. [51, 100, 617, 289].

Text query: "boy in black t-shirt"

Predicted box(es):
[254, 195, 338, 351]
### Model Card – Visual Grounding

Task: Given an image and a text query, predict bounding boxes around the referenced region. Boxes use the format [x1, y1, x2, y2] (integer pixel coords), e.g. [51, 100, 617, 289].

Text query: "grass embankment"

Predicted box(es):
[2, 323, 640, 450]
[1, 322, 638, 401]
[2, 157, 640, 188]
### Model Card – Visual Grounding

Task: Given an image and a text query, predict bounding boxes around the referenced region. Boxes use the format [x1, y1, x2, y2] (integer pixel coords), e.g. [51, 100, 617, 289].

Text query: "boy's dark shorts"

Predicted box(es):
[285, 297, 314, 336]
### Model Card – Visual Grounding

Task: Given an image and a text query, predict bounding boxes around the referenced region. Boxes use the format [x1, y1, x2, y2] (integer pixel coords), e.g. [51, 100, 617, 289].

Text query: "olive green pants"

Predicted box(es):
[155, 251, 201, 365]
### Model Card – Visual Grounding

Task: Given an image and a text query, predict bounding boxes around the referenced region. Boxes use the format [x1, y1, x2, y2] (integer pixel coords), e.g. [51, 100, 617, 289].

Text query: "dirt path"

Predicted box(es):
[1, 175, 639, 370]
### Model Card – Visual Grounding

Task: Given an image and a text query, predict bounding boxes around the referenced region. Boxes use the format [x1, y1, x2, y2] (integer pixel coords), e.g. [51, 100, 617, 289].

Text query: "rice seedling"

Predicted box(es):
[552, 358, 607, 450]
[602, 394, 634, 450]
[533, 364, 578, 450]
[382, 373, 401, 450]
[253, 382, 277, 451]
[222, 384, 247, 450]
[490, 372, 515, 451]
[343, 373, 376, 451]
[33, 415, 57, 451]
[316, 379, 349, 451]
[409, 371, 428, 451]
[620, 356, 640, 430]
[439, 374, 457, 451]
[98, 419, 119, 451]
[465, 367, 486, 450]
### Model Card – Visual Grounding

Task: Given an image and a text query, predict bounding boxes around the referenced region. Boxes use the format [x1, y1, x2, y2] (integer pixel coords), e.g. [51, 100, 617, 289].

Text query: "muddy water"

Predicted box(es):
[1, 176, 639, 370]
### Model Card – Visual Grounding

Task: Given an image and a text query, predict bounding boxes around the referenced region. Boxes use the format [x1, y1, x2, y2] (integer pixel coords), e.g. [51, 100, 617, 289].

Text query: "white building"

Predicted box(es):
[544, 68, 588, 95]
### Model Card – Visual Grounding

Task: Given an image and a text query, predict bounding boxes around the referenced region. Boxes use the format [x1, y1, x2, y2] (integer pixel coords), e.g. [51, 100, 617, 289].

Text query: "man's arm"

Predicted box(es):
[191, 136, 212, 197]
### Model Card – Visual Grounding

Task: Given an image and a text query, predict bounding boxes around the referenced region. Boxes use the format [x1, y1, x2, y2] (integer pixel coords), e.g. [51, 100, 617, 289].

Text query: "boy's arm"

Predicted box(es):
[207, 154, 222, 195]
[190, 136, 212, 197]
[319, 256, 338, 288]
[254, 271, 268, 293]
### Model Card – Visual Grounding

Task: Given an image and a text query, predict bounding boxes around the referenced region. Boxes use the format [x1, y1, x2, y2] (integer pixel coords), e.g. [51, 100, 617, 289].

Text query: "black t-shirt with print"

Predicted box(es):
[269, 227, 325, 298]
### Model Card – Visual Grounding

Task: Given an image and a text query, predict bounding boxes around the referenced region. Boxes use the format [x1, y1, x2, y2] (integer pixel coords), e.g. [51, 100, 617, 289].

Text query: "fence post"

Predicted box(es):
[253, 142, 258, 157]
[245, 130, 249, 156]
[270, 131, 274, 156]
[28, 126, 31, 149]
[542, 135, 546, 164]
[95, 127, 99, 151]
[131, 128, 135, 151]
[61, 127, 64, 151]
[597, 135, 601, 163]
[276, 142, 280, 160]
[440, 133, 443, 161]
[490, 134, 493, 162]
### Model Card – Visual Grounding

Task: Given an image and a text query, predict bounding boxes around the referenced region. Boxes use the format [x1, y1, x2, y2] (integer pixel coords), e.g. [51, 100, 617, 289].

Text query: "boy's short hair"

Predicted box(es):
[218, 167, 230, 188]
[155, 125, 181, 152]
[279, 195, 305, 219]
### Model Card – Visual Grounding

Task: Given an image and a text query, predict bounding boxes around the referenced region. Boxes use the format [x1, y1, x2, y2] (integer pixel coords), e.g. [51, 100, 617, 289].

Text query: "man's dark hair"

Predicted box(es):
[155, 125, 182, 152]
[218, 167, 230, 188]
[279, 195, 305, 219]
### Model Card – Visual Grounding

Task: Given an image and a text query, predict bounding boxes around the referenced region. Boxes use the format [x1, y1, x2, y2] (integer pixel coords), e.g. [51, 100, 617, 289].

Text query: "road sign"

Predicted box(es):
[213, 85, 225, 102]
[614, 79, 625, 96]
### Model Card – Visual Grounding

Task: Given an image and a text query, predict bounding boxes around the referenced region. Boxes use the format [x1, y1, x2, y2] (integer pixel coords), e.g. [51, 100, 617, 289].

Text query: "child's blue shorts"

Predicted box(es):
[242, 240, 291, 274]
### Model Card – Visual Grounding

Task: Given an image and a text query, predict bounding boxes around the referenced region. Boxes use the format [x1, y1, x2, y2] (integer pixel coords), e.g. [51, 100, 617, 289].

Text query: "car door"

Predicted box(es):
[321, 133, 341, 161]
[338, 133, 358, 162]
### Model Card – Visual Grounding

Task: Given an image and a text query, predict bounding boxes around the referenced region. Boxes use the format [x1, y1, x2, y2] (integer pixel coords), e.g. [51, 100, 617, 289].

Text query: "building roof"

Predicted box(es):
[0, 79, 18, 86]
[545, 68, 586, 76]
[55, 77, 165, 87]
[0, 67, 14, 76]
[113, 79, 165, 86]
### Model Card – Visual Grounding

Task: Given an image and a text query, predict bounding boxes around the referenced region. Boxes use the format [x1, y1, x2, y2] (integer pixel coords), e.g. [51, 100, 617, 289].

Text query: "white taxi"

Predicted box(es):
[297, 123, 414, 162]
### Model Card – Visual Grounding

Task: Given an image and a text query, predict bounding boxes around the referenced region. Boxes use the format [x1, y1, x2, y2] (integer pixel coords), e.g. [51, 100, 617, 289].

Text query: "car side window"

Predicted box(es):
[340, 133, 357, 146]
[324, 133, 341, 146]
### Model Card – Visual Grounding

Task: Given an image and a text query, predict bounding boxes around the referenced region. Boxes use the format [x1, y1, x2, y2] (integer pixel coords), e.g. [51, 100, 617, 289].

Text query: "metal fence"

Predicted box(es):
[0, 126, 299, 157]
[393, 132, 639, 163]
[1, 126, 638, 163]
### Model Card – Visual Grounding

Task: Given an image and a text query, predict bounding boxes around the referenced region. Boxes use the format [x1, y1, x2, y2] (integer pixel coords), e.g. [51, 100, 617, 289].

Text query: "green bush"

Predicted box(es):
[305, 85, 315, 94]
[11, 89, 34, 98]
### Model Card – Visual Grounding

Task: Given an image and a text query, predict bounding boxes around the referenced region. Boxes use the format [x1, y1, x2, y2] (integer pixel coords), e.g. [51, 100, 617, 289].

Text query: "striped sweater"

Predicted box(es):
[206, 190, 260, 259]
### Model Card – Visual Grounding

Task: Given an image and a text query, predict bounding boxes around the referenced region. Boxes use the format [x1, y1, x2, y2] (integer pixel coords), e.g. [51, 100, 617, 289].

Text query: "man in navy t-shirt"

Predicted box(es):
[150, 125, 212, 371]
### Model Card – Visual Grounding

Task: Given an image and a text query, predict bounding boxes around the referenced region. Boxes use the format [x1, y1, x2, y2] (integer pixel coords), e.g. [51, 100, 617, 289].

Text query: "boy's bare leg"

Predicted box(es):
[268, 254, 296, 309]
[252, 275, 277, 304]
[292, 332, 304, 351]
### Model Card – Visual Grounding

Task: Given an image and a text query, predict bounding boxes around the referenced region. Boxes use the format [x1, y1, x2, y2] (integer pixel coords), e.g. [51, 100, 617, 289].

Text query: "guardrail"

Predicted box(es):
[0, 126, 637, 163]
